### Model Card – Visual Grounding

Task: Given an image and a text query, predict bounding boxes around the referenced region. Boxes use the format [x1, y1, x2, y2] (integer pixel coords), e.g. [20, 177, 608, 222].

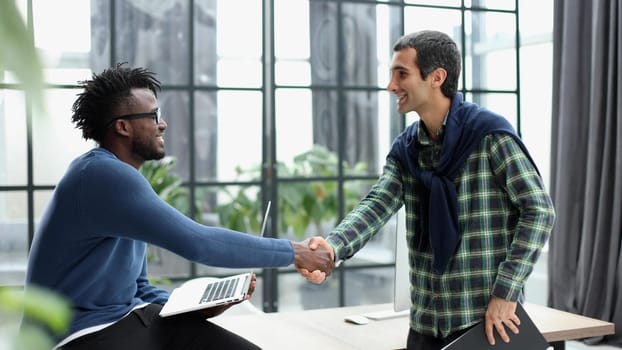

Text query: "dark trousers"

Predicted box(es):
[60, 304, 261, 350]
[407, 326, 474, 350]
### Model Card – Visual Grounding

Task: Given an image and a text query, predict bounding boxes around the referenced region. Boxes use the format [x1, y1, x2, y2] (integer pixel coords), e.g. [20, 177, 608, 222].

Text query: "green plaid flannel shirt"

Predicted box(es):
[326, 124, 555, 338]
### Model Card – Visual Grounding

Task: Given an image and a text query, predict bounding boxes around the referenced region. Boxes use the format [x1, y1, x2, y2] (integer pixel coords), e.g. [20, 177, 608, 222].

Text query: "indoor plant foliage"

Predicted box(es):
[140, 156, 189, 213]
[0, 286, 71, 350]
[216, 145, 368, 239]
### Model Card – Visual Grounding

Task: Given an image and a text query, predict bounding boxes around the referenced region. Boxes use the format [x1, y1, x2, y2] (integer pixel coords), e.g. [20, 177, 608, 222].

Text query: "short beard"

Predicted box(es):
[132, 137, 165, 161]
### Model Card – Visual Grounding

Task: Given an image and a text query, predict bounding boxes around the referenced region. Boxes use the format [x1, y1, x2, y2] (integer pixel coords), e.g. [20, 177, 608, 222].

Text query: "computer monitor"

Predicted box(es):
[362, 206, 410, 320]
[393, 206, 411, 312]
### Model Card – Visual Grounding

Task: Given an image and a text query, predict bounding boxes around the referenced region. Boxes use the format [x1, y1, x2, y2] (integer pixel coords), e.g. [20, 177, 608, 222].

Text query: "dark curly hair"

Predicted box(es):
[71, 63, 161, 143]
[393, 30, 461, 98]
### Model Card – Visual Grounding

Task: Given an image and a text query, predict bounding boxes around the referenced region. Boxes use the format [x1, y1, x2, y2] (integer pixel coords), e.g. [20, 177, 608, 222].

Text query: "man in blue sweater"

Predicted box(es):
[25, 63, 333, 350]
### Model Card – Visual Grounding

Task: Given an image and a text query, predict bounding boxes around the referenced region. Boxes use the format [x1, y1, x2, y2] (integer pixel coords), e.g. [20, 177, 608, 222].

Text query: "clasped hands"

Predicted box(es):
[201, 236, 334, 319]
[291, 236, 335, 284]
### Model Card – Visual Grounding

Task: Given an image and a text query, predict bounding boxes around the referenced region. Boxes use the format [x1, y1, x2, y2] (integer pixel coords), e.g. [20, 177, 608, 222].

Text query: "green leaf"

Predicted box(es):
[0, 286, 71, 335]
[0, 1, 45, 110]
[12, 323, 56, 350]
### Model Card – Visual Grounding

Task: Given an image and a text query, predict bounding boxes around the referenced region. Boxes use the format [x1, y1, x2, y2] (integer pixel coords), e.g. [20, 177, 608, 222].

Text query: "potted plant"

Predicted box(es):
[215, 145, 368, 239]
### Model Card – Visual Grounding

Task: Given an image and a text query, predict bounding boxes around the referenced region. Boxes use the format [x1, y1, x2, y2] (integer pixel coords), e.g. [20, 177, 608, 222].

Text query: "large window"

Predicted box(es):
[0, 0, 552, 312]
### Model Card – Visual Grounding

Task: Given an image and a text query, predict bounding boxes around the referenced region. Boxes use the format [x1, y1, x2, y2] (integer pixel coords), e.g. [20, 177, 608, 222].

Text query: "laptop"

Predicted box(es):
[441, 302, 549, 350]
[159, 201, 271, 317]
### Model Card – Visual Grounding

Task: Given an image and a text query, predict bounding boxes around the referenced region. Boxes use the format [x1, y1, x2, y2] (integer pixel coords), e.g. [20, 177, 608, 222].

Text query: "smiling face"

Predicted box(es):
[124, 88, 167, 163]
[387, 47, 434, 115]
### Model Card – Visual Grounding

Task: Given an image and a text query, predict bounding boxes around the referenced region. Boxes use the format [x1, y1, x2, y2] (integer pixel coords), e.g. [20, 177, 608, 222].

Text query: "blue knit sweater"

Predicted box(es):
[25, 147, 294, 341]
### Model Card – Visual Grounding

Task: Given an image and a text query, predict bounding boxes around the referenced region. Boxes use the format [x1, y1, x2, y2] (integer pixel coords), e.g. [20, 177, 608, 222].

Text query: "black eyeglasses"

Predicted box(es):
[108, 108, 161, 127]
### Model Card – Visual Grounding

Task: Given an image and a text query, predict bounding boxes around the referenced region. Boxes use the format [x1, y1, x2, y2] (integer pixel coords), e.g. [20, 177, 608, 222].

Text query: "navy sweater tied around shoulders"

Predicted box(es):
[388, 93, 538, 273]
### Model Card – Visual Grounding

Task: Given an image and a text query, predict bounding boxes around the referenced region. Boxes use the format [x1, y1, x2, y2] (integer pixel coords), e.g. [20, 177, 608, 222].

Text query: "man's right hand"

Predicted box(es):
[294, 236, 335, 284]
[291, 237, 335, 283]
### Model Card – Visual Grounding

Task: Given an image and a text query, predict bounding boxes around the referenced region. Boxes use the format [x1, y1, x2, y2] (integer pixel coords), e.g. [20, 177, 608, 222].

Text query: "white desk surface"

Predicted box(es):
[212, 302, 614, 350]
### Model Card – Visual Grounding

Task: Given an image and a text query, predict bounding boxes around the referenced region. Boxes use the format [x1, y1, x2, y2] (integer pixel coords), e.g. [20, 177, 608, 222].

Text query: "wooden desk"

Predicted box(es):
[212, 303, 614, 350]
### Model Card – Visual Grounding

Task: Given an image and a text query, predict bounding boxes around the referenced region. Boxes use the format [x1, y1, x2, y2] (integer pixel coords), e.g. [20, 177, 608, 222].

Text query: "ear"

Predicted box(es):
[430, 67, 447, 88]
[111, 119, 132, 137]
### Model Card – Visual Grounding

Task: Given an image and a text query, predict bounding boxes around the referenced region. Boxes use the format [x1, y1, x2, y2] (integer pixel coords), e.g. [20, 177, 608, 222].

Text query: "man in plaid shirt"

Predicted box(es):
[301, 30, 555, 349]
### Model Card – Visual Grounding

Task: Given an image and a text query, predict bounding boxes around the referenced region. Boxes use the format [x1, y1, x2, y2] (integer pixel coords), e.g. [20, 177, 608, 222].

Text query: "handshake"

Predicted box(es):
[291, 237, 336, 284]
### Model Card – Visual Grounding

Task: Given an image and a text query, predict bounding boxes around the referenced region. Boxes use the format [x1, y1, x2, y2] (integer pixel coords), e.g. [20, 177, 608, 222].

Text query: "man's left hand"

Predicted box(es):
[199, 273, 257, 319]
[484, 296, 520, 345]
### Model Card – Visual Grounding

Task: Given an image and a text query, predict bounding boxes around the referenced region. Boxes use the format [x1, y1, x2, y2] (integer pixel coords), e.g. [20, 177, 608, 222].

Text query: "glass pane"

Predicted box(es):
[344, 267, 393, 306]
[0, 192, 28, 286]
[114, 0, 191, 85]
[405, 0, 515, 9]
[32, 89, 95, 185]
[275, 61, 311, 86]
[33, 190, 53, 224]
[217, 59, 262, 87]
[195, 0, 262, 87]
[403, 7, 462, 48]
[376, 4, 403, 89]
[274, 0, 312, 86]
[405, 0, 461, 6]
[0, 90, 27, 186]
[216, 0, 262, 59]
[159, 90, 190, 181]
[341, 3, 379, 87]
[215, 91, 262, 180]
[309, 1, 338, 86]
[194, 91, 218, 182]
[90, 0, 113, 74]
[274, 0, 310, 59]
[352, 0, 402, 3]
[194, 91, 262, 182]
[303, 89, 340, 176]
[340, 3, 403, 89]
[275, 89, 320, 173]
[519, 1, 553, 38]
[466, 0, 515, 11]
[279, 272, 339, 311]
[194, 0, 217, 86]
[147, 246, 191, 280]
[1, 0, 25, 84]
[466, 93, 518, 130]
[520, 43, 553, 188]
[342, 90, 387, 176]
[465, 11, 517, 90]
[32, 0, 93, 85]
[33, 0, 90, 53]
